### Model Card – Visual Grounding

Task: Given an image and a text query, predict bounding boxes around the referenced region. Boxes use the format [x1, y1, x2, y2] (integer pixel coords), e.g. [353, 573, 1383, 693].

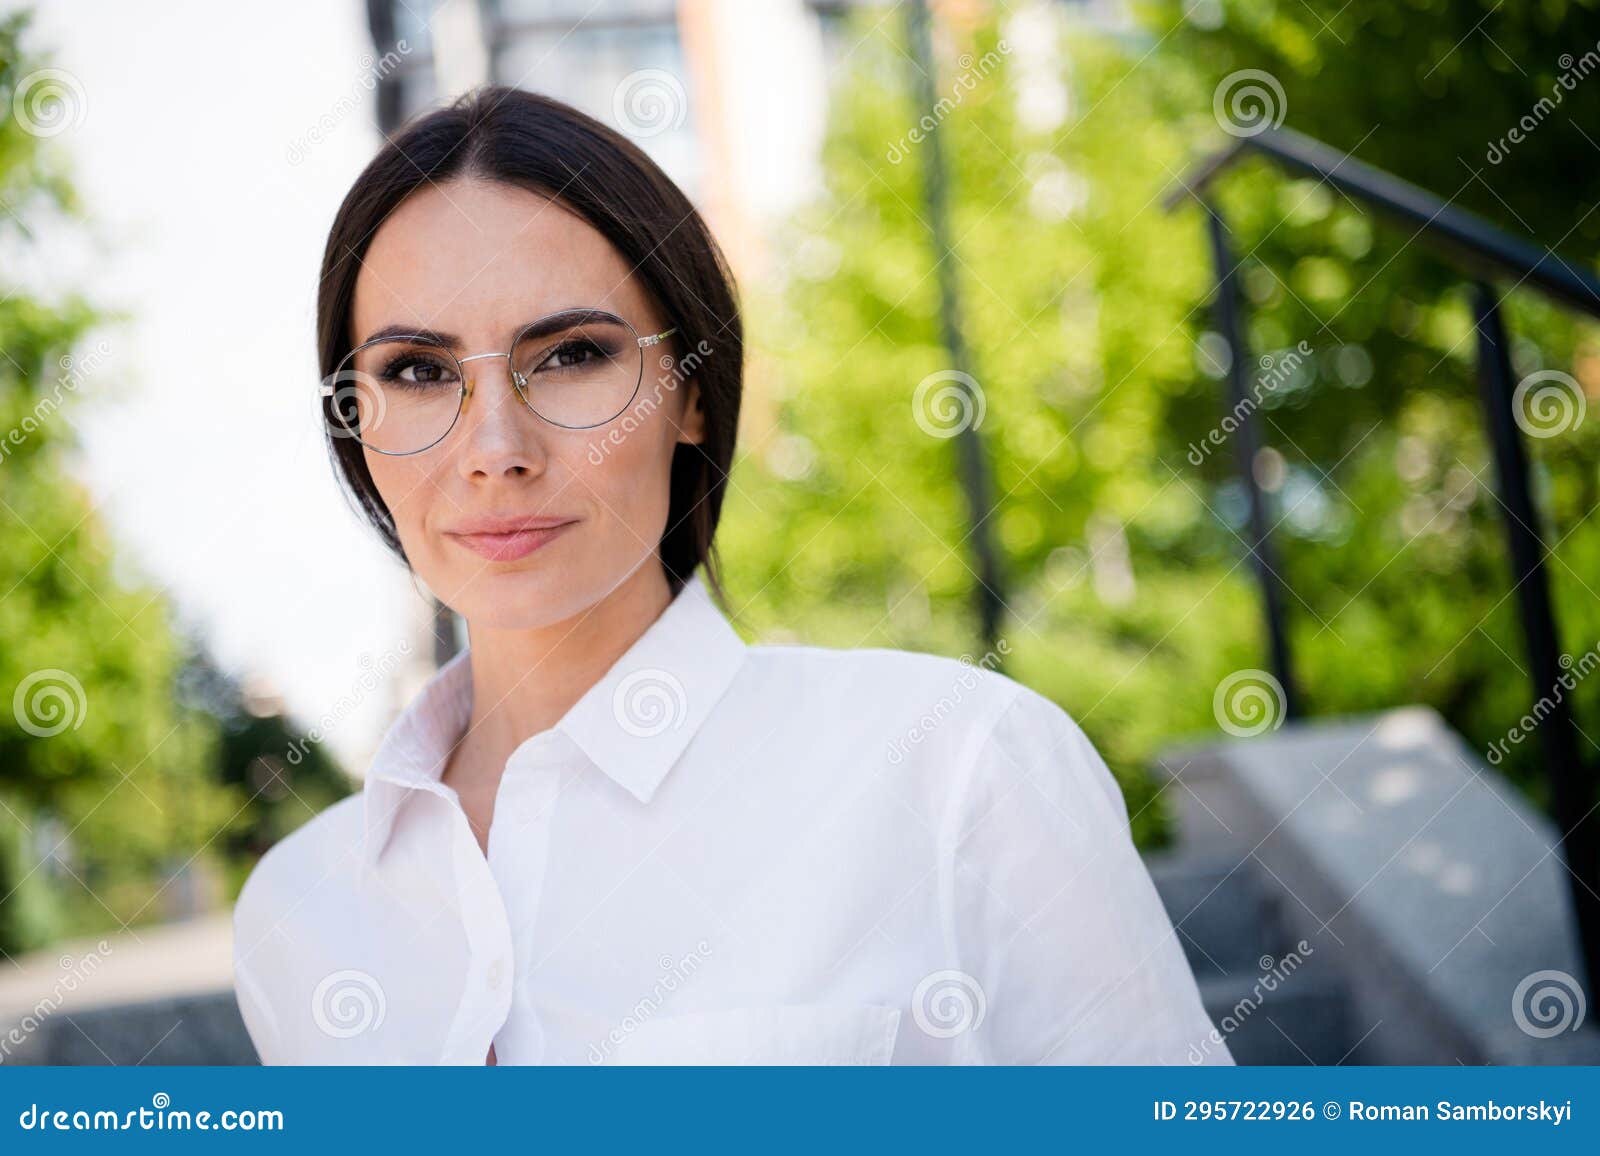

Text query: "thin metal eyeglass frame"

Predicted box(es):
[320, 308, 678, 456]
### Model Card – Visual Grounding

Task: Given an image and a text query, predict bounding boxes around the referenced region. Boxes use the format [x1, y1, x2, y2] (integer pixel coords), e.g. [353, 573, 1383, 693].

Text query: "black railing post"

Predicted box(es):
[904, 0, 1006, 658]
[1472, 282, 1600, 993]
[1203, 200, 1301, 718]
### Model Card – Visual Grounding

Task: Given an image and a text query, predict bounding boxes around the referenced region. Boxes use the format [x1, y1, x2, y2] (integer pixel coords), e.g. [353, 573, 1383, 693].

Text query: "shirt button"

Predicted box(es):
[487, 959, 506, 990]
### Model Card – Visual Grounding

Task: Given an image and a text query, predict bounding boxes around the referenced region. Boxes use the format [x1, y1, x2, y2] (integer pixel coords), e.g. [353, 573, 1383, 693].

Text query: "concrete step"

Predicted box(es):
[1155, 710, 1600, 1064]
[1145, 850, 1356, 1064]
[1146, 851, 1284, 976]
[1196, 966, 1352, 1065]
[4, 989, 256, 1066]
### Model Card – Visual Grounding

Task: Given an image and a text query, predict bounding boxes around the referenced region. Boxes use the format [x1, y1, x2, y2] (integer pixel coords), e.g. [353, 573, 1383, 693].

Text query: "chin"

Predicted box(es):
[443, 568, 577, 632]
[455, 552, 658, 632]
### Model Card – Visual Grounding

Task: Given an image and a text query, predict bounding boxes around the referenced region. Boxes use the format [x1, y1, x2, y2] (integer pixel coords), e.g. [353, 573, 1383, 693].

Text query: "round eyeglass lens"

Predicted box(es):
[510, 311, 644, 428]
[326, 339, 464, 454]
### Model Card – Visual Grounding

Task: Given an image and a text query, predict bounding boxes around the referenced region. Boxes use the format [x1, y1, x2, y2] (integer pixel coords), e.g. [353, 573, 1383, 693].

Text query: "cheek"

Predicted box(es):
[363, 454, 435, 542]
[571, 414, 680, 530]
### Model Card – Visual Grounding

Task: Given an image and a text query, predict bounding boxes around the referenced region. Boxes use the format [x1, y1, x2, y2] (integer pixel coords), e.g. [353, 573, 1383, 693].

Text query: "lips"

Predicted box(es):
[444, 517, 577, 562]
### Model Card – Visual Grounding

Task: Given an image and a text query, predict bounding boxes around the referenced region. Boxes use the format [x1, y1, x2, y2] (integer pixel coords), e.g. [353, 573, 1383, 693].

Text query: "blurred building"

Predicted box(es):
[362, 0, 845, 293]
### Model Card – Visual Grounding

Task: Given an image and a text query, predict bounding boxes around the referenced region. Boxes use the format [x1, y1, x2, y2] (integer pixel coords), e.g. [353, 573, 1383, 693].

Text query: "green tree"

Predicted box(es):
[0, 12, 243, 952]
[719, 0, 1600, 845]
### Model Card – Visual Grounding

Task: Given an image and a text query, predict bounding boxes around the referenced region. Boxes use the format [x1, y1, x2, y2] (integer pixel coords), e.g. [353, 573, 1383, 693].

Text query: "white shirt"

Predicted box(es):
[232, 572, 1229, 1065]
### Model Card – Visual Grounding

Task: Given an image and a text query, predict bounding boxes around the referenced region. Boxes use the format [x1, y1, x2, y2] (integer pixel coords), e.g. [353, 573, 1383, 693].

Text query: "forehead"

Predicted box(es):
[350, 178, 648, 344]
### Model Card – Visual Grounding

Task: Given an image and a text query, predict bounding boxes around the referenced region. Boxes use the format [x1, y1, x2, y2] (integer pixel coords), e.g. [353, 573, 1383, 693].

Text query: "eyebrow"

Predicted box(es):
[358, 308, 626, 349]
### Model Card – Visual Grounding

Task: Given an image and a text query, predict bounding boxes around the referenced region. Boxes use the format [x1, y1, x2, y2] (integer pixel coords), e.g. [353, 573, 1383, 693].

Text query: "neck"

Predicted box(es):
[457, 560, 676, 778]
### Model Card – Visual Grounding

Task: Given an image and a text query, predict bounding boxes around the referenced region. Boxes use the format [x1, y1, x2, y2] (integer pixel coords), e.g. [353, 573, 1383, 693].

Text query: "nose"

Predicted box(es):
[453, 355, 548, 481]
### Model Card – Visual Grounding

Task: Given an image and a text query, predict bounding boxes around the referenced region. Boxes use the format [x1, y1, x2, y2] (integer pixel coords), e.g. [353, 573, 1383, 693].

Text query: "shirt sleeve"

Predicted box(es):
[232, 886, 284, 1065]
[942, 684, 1232, 1065]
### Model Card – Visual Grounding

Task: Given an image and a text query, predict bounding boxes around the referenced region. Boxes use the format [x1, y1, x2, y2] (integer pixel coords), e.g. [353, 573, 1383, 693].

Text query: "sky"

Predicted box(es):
[10, 0, 437, 772]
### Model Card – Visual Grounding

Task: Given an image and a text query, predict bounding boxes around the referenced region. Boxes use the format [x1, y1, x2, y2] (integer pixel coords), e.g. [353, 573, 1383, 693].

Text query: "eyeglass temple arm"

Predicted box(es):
[637, 326, 677, 348]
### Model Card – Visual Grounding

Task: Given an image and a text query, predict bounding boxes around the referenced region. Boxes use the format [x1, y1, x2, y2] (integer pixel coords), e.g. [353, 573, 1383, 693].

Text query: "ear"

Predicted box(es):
[675, 378, 706, 446]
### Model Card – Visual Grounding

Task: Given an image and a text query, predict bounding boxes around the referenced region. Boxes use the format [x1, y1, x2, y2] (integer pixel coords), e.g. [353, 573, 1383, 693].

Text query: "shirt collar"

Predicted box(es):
[361, 571, 746, 867]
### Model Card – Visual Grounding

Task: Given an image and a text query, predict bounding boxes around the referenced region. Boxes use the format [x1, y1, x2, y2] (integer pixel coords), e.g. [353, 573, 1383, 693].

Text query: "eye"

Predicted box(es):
[536, 337, 609, 372]
[380, 350, 459, 388]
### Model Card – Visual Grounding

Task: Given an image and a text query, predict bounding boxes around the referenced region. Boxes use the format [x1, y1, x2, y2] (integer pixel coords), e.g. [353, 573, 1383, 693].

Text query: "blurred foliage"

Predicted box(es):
[720, 0, 1600, 847]
[173, 646, 351, 901]
[0, 11, 348, 954]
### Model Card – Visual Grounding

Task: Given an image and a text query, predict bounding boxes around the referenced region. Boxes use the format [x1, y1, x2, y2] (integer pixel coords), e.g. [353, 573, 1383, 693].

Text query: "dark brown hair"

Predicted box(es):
[315, 84, 742, 601]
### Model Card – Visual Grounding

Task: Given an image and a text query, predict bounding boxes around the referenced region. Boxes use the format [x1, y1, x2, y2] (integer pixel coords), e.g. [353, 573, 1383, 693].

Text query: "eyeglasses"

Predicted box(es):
[320, 307, 677, 455]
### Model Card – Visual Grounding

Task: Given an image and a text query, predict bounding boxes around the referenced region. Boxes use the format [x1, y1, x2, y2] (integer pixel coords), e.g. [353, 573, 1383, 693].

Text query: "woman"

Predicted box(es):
[231, 84, 1229, 1067]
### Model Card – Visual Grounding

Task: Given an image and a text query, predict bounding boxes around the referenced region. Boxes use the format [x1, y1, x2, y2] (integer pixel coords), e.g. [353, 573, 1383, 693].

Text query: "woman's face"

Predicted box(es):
[351, 178, 703, 630]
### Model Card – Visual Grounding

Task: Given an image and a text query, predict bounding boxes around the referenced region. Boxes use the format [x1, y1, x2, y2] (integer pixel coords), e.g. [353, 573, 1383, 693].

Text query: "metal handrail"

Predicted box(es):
[1168, 125, 1600, 997]
[1166, 126, 1600, 320]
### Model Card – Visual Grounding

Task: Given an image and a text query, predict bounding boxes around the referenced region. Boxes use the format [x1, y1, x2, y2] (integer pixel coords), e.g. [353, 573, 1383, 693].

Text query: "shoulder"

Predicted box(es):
[233, 793, 365, 947]
[736, 640, 1102, 783]
[741, 639, 1028, 728]
[748, 642, 1127, 823]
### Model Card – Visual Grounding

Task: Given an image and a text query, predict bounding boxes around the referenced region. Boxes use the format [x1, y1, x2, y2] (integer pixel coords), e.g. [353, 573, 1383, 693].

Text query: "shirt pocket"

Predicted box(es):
[603, 1003, 902, 1065]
